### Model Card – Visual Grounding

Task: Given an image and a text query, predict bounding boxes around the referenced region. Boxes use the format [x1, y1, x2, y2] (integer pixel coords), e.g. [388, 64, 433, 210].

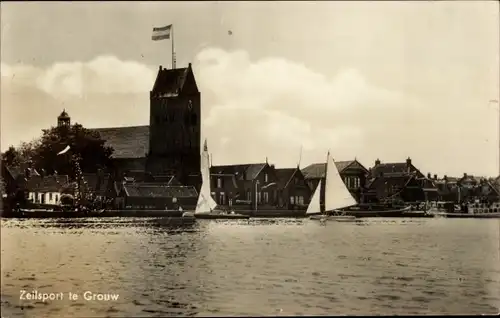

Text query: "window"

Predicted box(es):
[247, 191, 251, 201]
[257, 192, 262, 203]
[217, 178, 222, 188]
[265, 173, 268, 183]
[299, 196, 304, 205]
[290, 196, 295, 204]
[220, 192, 225, 205]
[211, 192, 216, 199]
[264, 192, 269, 204]
[49, 193, 53, 201]
[55, 195, 59, 203]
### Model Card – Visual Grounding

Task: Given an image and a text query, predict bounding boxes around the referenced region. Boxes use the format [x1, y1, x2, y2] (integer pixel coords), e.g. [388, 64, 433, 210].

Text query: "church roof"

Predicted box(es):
[152, 65, 190, 95]
[91, 125, 149, 159]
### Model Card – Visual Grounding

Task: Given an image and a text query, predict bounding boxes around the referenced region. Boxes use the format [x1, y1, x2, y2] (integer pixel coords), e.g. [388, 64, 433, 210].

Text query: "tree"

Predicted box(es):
[1, 141, 39, 167]
[33, 123, 114, 178]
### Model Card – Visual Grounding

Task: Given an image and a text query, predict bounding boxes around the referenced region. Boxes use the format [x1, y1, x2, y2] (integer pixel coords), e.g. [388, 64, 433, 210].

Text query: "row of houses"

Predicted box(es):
[2, 157, 499, 210]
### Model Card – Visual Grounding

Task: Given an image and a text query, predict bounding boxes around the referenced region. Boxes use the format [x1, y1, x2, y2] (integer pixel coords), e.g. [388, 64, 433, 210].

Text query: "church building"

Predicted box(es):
[89, 63, 202, 186]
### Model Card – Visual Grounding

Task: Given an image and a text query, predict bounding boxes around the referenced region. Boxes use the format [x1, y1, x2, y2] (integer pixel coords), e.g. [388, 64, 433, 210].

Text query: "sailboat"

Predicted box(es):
[306, 151, 358, 222]
[188, 139, 249, 220]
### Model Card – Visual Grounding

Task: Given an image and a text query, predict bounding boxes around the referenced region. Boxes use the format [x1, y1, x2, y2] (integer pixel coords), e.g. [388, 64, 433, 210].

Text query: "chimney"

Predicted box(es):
[159, 65, 162, 71]
[427, 173, 431, 179]
[444, 175, 448, 181]
[406, 157, 412, 166]
[463, 172, 467, 178]
[434, 174, 437, 180]
[375, 158, 381, 165]
[188, 63, 192, 68]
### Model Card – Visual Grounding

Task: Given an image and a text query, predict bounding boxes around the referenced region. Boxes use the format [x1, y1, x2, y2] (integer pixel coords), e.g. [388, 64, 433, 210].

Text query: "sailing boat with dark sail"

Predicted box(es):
[306, 151, 358, 222]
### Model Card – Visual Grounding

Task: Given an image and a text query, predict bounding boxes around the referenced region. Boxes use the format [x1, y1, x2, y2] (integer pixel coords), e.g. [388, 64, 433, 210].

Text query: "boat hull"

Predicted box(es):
[194, 213, 249, 220]
[308, 214, 357, 222]
[344, 206, 412, 218]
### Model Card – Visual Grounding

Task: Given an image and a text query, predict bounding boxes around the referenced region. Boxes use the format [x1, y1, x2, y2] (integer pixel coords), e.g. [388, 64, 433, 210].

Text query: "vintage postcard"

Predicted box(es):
[1, 1, 499, 317]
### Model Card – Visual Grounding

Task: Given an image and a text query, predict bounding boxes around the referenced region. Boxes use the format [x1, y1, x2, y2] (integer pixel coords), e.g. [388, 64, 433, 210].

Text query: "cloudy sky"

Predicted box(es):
[1, 1, 499, 177]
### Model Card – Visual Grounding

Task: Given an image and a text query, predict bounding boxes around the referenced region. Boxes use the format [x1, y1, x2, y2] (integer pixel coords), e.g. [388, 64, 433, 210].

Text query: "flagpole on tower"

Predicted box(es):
[171, 25, 176, 69]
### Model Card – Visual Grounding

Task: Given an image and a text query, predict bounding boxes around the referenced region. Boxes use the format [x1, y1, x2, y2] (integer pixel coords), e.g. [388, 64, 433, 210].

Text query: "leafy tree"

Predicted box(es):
[33, 123, 114, 178]
[1, 140, 39, 167]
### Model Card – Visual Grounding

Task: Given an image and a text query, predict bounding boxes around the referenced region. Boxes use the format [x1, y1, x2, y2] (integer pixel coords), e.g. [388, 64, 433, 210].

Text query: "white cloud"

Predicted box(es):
[1, 55, 156, 99]
[194, 47, 406, 166]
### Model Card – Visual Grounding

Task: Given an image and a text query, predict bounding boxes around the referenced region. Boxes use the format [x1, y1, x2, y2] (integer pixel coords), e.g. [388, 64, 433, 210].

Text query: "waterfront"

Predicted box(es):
[1, 217, 499, 316]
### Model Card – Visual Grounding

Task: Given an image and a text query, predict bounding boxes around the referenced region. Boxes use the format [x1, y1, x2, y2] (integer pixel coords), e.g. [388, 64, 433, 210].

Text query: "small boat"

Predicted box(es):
[429, 201, 500, 219]
[306, 151, 358, 222]
[343, 205, 412, 218]
[192, 140, 249, 220]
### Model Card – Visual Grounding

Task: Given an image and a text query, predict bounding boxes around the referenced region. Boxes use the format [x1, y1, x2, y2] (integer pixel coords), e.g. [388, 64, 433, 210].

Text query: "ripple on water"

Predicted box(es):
[1, 217, 499, 316]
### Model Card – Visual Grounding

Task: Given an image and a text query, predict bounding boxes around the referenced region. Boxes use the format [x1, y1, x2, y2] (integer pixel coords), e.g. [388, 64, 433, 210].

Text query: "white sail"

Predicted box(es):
[306, 181, 322, 215]
[324, 153, 357, 211]
[195, 140, 218, 214]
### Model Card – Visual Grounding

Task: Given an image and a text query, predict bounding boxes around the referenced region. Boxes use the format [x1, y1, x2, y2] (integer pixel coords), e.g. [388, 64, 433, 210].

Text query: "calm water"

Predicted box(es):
[1, 217, 499, 317]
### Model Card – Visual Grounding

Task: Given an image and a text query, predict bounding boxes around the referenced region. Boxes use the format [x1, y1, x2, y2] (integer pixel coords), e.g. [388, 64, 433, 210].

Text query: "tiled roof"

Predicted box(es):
[123, 184, 198, 198]
[274, 168, 297, 189]
[152, 67, 189, 95]
[5, 165, 40, 180]
[371, 163, 411, 177]
[301, 160, 355, 179]
[26, 175, 69, 192]
[90, 125, 149, 159]
[211, 163, 267, 180]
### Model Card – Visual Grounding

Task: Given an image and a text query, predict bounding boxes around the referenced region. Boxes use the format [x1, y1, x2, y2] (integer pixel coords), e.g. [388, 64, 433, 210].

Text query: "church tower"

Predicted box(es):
[147, 63, 201, 183]
[57, 109, 71, 127]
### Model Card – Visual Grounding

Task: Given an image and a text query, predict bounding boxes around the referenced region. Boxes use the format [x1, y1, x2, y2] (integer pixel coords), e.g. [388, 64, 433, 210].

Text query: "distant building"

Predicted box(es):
[26, 175, 69, 205]
[274, 167, 311, 210]
[210, 162, 279, 210]
[364, 157, 438, 203]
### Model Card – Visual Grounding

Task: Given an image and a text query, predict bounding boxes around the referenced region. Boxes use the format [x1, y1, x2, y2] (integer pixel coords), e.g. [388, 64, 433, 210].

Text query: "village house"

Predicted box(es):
[433, 175, 461, 202]
[26, 174, 69, 205]
[1, 164, 69, 206]
[301, 159, 369, 203]
[456, 173, 499, 202]
[274, 167, 311, 210]
[364, 157, 438, 204]
[210, 162, 279, 210]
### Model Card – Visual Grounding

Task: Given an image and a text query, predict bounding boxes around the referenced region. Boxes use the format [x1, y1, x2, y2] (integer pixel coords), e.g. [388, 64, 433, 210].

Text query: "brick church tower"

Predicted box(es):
[146, 63, 201, 184]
